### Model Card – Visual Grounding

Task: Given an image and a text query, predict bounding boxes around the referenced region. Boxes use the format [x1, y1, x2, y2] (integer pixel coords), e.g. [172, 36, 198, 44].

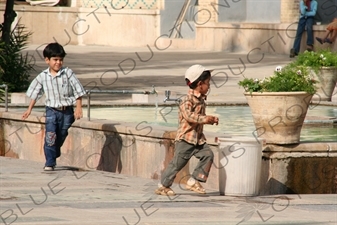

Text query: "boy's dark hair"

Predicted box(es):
[186, 70, 211, 89]
[43, 43, 66, 59]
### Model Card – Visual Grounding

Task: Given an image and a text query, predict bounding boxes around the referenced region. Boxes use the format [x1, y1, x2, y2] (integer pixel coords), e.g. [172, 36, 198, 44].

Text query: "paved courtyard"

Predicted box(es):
[0, 45, 336, 225]
[1, 157, 337, 225]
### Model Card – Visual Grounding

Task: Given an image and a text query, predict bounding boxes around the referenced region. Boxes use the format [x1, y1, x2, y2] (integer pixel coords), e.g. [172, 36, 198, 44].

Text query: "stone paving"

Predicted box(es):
[1, 157, 337, 225]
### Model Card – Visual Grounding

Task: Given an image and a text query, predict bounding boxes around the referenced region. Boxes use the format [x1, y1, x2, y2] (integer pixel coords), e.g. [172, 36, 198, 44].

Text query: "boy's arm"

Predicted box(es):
[66, 68, 86, 120]
[74, 97, 83, 120]
[299, 0, 307, 15]
[179, 99, 218, 125]
[22, 99, 36, 120]
[26, 74, 44, 101]
[22, 74, 44, 120]
[305, 1, 317, 17]
[179, 99, 207, 124]
[67, 68, 86, 99]
[179, 98, 219, 125]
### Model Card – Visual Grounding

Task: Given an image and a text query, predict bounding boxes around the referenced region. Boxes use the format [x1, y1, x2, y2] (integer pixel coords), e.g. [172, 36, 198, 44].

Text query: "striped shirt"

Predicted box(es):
[26, 67, 86, 108]
[175, 89, 208, 145]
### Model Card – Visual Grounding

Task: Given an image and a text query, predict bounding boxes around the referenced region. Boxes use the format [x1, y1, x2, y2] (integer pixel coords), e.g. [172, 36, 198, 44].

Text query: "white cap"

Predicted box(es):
[185, 64, 213, 84]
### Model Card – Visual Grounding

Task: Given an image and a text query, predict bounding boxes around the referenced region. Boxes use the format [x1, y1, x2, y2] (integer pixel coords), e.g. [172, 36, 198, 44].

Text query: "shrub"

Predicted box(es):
[0, 88, 4, 103]
[0, 21, 34, 93]
[0, 41, 4, 102]
[238, 64, 317, 95]
[291, 49, 337, 73]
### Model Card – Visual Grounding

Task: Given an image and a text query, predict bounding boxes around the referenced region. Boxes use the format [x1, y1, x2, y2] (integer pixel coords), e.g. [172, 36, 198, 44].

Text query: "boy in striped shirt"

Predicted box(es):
[22, 43, 86, 171]
[155, 64, 219, 196]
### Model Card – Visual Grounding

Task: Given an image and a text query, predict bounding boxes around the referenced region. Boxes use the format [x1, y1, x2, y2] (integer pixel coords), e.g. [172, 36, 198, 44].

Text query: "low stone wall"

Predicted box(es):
[1, 109, 336, 194]
[0, 110, 220, 191]
[0, 6, 159, 47]
[157, 23, 337, 54]
[261, 143, 337, 195]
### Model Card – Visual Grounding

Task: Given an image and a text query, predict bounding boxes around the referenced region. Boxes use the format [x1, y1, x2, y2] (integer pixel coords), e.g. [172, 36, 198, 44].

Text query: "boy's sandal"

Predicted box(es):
[155, 187, 176, 196]
[185, 182, 206, 194]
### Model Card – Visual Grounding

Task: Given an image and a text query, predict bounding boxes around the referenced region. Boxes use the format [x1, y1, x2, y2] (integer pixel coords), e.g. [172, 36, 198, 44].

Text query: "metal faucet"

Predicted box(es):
[146, 85, 158, 96]
[163, 90, 181, 103]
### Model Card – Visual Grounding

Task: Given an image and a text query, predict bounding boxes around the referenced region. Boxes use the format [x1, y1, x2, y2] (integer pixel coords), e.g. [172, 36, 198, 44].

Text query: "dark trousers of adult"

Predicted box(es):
[161, 140, 214, 188]
[293, 16, 314, 54]
[44, 106, 75, 167]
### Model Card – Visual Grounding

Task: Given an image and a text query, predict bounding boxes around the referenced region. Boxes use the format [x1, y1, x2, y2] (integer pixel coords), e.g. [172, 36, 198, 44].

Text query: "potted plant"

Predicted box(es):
[291, 49, 337, 101]
[238, 64, 317, 144]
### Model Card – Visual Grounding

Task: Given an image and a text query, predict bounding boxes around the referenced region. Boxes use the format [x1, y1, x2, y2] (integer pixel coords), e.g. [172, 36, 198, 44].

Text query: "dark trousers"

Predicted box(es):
[161, 140, 214, 188]
[293, 16, 314, 53]
[44, 107, 75, 167]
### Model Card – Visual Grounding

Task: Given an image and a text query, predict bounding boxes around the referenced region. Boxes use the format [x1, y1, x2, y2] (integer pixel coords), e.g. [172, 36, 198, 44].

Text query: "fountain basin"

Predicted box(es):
[0, 105, 336, 195]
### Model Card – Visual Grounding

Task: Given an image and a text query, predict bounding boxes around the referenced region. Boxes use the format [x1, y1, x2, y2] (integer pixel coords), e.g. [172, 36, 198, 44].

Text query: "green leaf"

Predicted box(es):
[0, 19, 34, 92]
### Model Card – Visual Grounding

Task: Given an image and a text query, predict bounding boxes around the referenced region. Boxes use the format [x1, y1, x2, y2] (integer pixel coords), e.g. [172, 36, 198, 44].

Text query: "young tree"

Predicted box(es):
[1, 0, 17, 44]
[0, 1, 33, 92]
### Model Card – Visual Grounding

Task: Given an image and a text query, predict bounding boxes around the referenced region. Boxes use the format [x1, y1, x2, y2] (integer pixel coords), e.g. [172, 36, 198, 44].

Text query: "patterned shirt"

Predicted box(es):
[175, 89, 208, 145]
[26, 67, 86, 108]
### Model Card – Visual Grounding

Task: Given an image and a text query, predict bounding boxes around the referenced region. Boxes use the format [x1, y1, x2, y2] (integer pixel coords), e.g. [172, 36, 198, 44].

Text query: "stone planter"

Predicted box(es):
[311, 67, 337, 102]
[244, 92, 313, 144]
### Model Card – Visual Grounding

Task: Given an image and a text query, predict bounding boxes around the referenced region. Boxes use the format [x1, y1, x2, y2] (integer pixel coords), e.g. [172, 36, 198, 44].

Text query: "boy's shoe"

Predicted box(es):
[316, 37, 323, 44]
[289, 48, 297, 58]
[155, 186, 176, 196]
[306, 45, 313, 52]
[44, 166, 54, 171]
[324, 38, 333, 44]
[185, 181, 206, 194]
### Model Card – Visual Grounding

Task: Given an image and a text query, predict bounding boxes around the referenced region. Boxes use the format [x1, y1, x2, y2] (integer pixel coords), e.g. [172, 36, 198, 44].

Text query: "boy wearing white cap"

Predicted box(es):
[155, 64, 219, 196]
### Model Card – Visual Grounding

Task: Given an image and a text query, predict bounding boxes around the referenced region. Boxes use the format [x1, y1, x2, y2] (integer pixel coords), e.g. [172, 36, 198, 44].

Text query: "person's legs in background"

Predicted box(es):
[315, 29, 336, 44]
[325, 29, 337, 43]
[290, 17, 306, 58]
[306, 17, 314, 51]
[316, 30, 331, 44]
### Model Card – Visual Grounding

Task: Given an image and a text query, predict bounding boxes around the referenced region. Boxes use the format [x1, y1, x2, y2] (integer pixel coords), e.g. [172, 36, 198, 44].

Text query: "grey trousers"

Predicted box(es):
[161, 140, 214, 188]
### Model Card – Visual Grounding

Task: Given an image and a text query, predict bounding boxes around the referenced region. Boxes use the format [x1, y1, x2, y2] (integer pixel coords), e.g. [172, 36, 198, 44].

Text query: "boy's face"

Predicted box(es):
[199, 77, 211, 95]
[45, 57, 64, 74]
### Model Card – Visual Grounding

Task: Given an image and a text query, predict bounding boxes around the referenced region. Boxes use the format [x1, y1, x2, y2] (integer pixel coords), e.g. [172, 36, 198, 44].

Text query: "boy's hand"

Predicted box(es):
[74, 107, 83, 120]
[22, 100, 36, 120]
[22, 110, 31, 120]
[213, 116, 219, 125]
[205, 116, 219, 125]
